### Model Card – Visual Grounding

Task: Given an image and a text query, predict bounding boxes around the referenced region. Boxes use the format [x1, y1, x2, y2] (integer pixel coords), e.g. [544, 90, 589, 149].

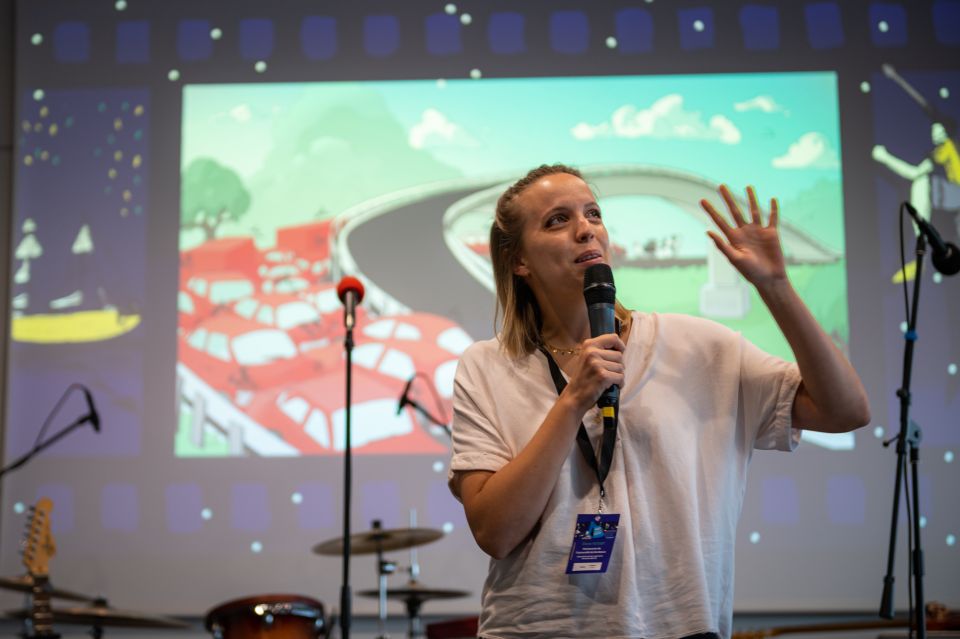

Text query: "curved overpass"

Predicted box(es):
[336, 165, 843, 339]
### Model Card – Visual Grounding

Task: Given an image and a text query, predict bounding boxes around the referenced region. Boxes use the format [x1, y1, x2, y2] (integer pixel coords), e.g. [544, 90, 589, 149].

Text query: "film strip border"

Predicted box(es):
[14, 0, 960, 86]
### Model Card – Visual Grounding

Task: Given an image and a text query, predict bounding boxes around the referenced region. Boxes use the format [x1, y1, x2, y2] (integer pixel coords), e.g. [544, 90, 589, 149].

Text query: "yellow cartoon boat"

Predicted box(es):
[12, 309, 141, 344]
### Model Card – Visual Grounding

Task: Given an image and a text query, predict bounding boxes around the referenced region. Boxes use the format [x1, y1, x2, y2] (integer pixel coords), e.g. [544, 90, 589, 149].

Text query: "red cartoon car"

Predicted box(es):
[232, 293, 330, 352]
[243, 367, 447, 455]
[359, 313, 473, 357]
[179, 315, 324, 405]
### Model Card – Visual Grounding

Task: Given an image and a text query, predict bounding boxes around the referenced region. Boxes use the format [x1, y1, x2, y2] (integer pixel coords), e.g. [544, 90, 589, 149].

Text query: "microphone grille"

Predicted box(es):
[336, 276, 365, 303]
[583, 263, 615, 305]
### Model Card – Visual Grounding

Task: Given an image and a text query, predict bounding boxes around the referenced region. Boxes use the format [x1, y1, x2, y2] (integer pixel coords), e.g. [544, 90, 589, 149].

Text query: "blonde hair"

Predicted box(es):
[491, 164, 630, 358]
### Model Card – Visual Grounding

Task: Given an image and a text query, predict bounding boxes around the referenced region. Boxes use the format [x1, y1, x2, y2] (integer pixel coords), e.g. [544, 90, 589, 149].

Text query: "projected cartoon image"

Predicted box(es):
[11, 90, 147, 343]
[870, 67, 960, 440]
[872, 65, 960, 284]
[5, 88, 149, 458]
[178, 73, 851, 456]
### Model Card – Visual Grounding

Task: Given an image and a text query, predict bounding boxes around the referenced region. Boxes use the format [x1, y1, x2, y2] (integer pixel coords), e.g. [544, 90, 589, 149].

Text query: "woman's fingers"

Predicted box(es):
[719, 184, 747, 226]
[747, 185, 762, 224]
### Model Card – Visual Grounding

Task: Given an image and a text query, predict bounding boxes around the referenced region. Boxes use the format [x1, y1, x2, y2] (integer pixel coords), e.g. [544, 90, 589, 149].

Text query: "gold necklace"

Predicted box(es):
[542, 341, 580, 356]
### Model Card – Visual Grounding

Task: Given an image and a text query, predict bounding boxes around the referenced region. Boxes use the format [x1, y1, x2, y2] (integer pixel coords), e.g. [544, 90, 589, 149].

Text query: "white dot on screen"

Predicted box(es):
[941, 87, 950, 99]
[444, 3, 457, 15]
[947, 534, 956, 547]
[460, 13, 472, 25]
[432, 461, 444, 473]
[920, 516, 927, 528]
[31, 34, 43, 45]
[251, 541, 263, 553]
[210, 28, 222, 40]
[860, 81, 871, 94]
[33, 89, 44, 101]
[13, 502, 25, 514]
[749, 531, 760, 544]
[933, 272, 943, 284]
[469, 68, 482, 80]
[945, 451, 955, 463]
[899, 321, 908, 333]
[442, 522, 454, 534]
[254, 61, 267, 73]
[291, 492, 303, 505]
[115, 0, 127, 10]
[693, 20, 705, 32]
[873, 426, 885, 439]
[201, 508, 212, 520]
[948, 363, 957, 376]
[878, 20, 889, 33]
[168, 69, 180, 82]
[436, 78, 447, 89]
[606, 36, 618, 48]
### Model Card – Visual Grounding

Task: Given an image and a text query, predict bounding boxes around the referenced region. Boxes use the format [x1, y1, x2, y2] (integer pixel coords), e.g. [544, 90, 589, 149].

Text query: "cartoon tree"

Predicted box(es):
[181, 158, 251, 240]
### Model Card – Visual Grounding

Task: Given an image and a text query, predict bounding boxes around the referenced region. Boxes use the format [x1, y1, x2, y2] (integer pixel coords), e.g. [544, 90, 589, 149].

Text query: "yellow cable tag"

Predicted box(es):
[601, 406, 615, 419]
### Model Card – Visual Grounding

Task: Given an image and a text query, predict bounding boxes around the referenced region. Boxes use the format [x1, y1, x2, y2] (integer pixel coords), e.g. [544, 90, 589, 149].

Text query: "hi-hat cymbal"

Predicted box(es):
[0, 575, 95, 603]
[313, 527, 443, 555]
[358, 582, 470, 604]
[6, 606, 189, 629]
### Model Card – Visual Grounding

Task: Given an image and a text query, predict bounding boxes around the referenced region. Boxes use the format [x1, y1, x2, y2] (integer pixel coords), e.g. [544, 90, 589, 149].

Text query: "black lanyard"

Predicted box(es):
[538, 346, 618, 502]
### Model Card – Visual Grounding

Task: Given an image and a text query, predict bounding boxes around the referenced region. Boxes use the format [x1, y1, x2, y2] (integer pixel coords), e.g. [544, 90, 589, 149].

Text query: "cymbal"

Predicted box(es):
[313, 527, 443, 555]
[0, 575, 95, 603]
[6, 606, 189, 629]
[358, 583, 470, 603]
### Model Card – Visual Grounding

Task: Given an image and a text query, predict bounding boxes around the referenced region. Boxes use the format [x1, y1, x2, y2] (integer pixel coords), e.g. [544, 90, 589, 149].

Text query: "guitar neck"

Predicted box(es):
[27, 575, 60, 639]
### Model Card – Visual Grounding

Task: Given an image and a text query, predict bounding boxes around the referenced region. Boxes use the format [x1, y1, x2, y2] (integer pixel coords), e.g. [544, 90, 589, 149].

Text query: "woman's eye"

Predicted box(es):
[588, 209, 602, 219]
[546, 214, 566, 227]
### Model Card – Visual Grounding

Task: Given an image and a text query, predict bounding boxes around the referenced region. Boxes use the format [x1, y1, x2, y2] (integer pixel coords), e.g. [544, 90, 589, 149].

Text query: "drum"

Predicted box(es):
[204, 594, 325, 639]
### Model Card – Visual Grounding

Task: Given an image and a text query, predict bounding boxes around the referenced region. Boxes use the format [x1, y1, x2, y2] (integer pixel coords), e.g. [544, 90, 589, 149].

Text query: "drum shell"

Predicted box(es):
[204, 594, 325, 639]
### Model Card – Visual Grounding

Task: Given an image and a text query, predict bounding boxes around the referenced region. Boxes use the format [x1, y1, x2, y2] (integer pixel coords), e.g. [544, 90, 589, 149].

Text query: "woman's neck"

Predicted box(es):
[537, 294, 590, 348]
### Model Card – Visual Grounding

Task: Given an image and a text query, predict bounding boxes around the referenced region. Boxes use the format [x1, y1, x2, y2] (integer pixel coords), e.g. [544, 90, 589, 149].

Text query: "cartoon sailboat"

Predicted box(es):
[11, 220, 141, 343]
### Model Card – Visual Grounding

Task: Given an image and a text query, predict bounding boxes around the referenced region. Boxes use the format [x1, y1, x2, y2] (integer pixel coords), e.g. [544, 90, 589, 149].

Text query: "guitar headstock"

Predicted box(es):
[22, 497, 56, 577]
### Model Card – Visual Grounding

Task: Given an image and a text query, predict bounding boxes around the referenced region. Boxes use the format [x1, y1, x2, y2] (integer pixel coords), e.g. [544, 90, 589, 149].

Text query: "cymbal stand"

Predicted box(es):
[407, 508, 422, 638]
[408, 509, 420, 582]
[402, 596, 426, 639]
[372, 520, 396, 639]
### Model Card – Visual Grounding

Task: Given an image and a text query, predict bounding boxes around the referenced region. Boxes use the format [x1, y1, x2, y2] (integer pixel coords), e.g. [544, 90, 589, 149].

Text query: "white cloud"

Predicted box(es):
[571, 94, 741, 144]
[772, 132, 840, 169]
[408, 108, 476, 149]
[230, 104, 252, 123]
[734, 95, 788, 115]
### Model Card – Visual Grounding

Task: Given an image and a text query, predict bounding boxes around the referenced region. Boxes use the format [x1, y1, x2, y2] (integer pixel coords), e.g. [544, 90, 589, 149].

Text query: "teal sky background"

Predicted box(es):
[182, 72, 844, 250]
[180, 72, 849, 361]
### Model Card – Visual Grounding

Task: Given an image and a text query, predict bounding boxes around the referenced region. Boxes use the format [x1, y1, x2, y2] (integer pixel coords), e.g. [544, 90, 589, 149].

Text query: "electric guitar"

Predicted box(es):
[21, 497, 60, 638]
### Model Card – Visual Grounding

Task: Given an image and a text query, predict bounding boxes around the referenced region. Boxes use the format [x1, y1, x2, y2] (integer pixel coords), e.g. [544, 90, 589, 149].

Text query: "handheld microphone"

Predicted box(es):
[583, 263, 619, 412]
[81, 386, 101, 432]
[397, 377, 414, 415]
[336, 276, 366, 330]
[904, 202, 960, 276]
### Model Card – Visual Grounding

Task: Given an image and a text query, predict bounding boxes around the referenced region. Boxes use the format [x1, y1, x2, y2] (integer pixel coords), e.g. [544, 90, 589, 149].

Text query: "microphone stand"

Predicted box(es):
[0, 384, 95, 480]
[340, 321, 355, 639]
[879, 234, 927, 639]
[0, 413, 96, 480]
[401, 393, 451, 438]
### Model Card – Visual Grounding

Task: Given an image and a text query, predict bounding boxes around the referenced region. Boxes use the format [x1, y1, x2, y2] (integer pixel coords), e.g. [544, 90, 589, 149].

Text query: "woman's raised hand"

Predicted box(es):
[700, 184, 788, 289]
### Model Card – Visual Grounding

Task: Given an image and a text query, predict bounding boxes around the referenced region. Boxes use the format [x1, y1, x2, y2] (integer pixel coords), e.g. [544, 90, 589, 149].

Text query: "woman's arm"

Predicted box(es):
[700, 185, 871, 433]
[453, 333, 624, 559]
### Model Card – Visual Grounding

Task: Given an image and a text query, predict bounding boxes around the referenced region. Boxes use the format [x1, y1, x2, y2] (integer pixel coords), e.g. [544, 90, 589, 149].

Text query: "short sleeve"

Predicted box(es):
[739, 335, 802, 451]
[447, 344, 514, 496]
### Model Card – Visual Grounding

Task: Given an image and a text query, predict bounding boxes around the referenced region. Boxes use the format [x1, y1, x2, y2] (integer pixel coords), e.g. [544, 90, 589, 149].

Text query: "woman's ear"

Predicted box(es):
[513, 256, 530, 278]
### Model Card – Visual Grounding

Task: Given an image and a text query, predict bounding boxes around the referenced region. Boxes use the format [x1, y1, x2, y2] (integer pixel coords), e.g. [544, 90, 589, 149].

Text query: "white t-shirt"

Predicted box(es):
[449, 312, 802, 639]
